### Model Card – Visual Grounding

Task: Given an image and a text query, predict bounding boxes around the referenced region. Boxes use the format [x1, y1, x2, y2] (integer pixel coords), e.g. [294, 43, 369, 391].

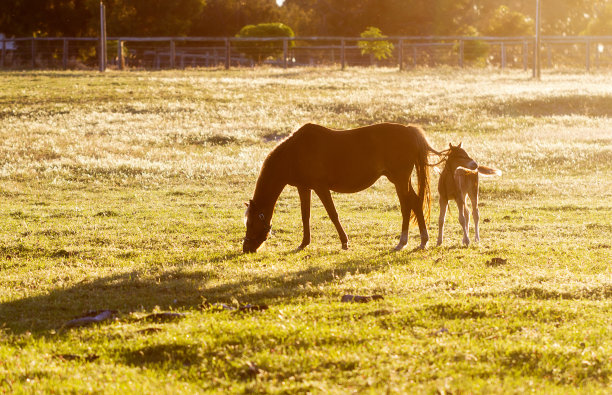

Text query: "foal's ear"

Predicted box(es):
[458, 142, 462, 148]
[449, 142, 454, 148]
[244, 202, 249, 208]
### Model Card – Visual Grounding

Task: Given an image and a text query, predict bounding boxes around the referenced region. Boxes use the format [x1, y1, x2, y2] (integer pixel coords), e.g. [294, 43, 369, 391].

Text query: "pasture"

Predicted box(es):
[0, 67, 611, 393]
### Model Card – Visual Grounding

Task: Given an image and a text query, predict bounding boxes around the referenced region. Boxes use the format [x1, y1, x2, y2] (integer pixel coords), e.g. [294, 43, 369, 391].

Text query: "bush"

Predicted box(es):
[235, 23, 295, 63]
[457, 26, 490, 64]
[358, 27, 394, 61]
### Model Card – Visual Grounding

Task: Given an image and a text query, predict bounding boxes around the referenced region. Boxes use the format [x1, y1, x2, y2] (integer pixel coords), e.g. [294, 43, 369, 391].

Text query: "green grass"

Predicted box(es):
[0, 67, 611, 393]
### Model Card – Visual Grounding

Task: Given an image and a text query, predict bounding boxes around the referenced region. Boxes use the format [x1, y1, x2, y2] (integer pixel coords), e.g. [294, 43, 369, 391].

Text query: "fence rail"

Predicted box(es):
[2, 35, 612, 71]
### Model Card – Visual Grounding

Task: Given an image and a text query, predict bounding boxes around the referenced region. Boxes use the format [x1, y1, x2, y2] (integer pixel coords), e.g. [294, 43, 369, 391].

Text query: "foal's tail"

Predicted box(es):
[477, 165, 502, 177]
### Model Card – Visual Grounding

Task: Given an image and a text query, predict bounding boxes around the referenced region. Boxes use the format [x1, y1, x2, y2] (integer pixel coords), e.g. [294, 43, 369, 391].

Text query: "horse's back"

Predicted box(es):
[278, 123, 425, 192]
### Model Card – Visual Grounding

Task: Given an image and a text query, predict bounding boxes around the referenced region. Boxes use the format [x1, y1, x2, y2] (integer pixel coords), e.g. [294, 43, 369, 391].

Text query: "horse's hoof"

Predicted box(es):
[341, 243, 349, 250]
[394, 243, 406, 251]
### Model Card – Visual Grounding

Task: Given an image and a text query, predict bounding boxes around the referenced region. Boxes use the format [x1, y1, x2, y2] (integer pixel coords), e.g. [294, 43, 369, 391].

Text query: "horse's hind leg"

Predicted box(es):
[314, 189, 348, 250]
[409, 186, 429, 249]
[297, 187, 311, 250]
[393, 182, 412, 251]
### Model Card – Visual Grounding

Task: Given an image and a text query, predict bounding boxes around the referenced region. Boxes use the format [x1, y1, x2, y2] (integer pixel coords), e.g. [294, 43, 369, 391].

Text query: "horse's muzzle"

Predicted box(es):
[242, 238, 261, 253]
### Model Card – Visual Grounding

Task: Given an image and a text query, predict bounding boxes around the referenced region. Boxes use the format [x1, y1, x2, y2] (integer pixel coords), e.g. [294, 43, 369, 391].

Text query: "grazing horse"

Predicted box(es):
[243, 122, 441, 253]
[437, 143, 502, 247]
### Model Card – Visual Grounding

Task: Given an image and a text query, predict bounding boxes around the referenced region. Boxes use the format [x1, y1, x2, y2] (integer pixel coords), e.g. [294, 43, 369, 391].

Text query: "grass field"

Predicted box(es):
[0, 67, 611, 393]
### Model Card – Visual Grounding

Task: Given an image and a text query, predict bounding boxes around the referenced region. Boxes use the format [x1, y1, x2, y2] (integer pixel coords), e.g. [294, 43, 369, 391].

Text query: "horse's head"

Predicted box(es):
[448, 142, 478, 170]
[243, 200, 271, 253]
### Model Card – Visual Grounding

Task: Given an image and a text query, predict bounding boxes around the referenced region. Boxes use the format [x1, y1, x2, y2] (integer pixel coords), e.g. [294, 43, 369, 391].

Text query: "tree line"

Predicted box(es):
[1, 0, 611, 38]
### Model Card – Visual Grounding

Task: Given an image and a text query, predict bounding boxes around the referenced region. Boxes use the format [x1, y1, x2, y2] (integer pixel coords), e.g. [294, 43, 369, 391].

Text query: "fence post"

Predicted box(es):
[99, 1, 107, 72]
[501, 42, 506, 69]
[117, 39, 124, 70]
[585, 39, 591, 72]
[459, 39, 464, 68]
[413, 46, 417, 67]
[170, 40, 176, 69]
[283, 38, 288, 68]
[31, 38, 35, 68]
[1, 39, 5, 69]
[340, 39, 345, 70]
[533, 0, 541, 79]
[225, 38, 230, 69]
[398, 39, 403, 71]
[62, 39, 68, 69]
[522, 40, 528, 71]
[547, 44, 552, 68]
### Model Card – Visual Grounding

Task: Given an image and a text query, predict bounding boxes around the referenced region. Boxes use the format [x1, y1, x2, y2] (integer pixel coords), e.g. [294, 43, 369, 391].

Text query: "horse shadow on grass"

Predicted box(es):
[0, 249, 395, 335]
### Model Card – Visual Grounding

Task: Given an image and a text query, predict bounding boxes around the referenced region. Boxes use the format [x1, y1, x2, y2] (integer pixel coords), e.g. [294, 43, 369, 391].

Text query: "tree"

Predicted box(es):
[235, 22, 295, 62]
[102, 0, 207, 36]
[189, 0, 280, 36]
[584, 2, 612, 35]
[485, 5, 533, 36]
[358, 26, 394, 61]
[0, 0, 94, 37]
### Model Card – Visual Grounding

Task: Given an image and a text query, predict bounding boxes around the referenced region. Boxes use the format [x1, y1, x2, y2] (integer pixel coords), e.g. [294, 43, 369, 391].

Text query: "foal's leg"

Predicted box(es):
[436, 195, 449, 246]
[393, 182, 412, 251]
[314, 189, 348, 250]
[468, 183, 480, 243]
[455, 194, 470, 246]
[297, 186, 311, 250]
[463, 202, 471, 238]
[409, 186, 429, 249]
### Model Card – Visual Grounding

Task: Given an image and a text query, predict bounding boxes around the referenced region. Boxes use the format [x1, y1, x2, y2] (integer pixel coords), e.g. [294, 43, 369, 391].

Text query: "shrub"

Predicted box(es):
[358, 27, 394, 61]
[457, 26, 490, 64]
[235, 23, 295, 63]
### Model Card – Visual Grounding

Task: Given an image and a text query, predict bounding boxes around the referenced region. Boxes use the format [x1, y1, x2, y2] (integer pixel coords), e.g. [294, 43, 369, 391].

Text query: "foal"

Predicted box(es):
[437, 143, 501, 247]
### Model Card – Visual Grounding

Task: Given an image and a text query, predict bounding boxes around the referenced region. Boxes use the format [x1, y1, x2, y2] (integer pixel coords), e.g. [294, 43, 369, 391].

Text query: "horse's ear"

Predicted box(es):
[449, 143, 453, 148]
[244, 202, 249, 208]
[458, 142, 462, 148]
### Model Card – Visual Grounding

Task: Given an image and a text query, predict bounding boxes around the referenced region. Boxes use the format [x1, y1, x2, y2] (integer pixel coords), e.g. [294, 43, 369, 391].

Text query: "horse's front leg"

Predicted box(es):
[314, 189, 348, 249]
[297, 187, 311, 250]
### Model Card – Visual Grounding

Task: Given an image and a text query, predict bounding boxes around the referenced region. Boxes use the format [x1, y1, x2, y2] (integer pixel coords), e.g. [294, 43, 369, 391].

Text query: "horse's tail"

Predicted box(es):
[477, 165, 502, 177]
[410, 125, 439, 225]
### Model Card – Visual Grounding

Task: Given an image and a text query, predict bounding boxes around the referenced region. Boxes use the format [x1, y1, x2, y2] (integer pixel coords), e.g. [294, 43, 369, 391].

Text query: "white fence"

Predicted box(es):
[2, 35, 612, 72]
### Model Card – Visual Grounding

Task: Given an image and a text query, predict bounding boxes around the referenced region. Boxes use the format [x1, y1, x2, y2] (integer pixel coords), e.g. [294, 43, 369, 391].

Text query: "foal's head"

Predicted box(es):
[243, 200, 271, 253]
[447, 142, 478, 170]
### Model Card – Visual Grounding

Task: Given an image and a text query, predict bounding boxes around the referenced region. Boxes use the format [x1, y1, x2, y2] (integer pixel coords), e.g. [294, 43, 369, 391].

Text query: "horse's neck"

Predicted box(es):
[252, 159, 287, 219]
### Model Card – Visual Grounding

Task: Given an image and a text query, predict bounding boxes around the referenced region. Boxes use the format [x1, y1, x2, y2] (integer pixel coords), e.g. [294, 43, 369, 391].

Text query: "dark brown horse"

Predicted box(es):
[243, 123, 440, 253]
[437, 143, 502, 247]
